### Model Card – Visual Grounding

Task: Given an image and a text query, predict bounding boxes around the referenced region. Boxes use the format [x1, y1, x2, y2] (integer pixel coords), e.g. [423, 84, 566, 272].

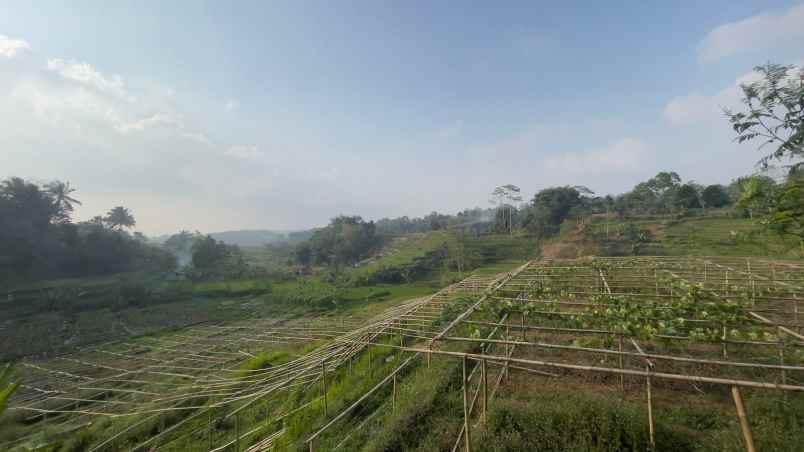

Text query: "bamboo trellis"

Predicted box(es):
[5, 256, 804, 451]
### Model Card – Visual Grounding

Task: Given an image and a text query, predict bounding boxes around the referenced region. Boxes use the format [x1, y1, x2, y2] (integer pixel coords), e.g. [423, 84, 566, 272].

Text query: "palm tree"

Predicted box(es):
[46, 181, 81, 222]
[105, 206, 136, 230]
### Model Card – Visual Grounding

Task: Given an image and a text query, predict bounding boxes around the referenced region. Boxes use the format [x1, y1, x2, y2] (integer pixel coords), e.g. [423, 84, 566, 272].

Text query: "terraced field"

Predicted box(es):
[5, 256, 804, 451]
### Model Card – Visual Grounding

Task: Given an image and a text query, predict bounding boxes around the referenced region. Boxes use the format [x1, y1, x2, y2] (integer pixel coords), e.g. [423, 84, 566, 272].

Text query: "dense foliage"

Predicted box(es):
[298, 216, 380, 267]
[375, 208, 494, 235]
[0, 177, 175, 283]
[726, 63, 803, 171]
[188, 234, 249, 280]
[522, 186, 590, 236]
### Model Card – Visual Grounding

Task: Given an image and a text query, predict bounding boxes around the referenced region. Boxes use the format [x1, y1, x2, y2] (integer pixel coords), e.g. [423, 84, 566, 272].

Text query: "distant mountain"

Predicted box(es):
[209, 229, 313, 247]
[208, 230, 284, 246]
[151, 229, 314, 247]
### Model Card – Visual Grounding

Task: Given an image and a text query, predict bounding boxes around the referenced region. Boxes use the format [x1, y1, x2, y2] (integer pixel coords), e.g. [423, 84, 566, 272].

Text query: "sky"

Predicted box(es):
[1, 1, 803, 235]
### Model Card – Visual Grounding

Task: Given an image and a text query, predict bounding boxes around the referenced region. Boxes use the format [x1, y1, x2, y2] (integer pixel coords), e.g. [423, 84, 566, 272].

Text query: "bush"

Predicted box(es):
[475, 393, 696, 452]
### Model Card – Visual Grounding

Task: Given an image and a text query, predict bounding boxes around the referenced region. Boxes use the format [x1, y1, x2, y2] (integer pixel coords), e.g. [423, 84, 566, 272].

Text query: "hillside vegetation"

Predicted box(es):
[541, 212, 802, 260]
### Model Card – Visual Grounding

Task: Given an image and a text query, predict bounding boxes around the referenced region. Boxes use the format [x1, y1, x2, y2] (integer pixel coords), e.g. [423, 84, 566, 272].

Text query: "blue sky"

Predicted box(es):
[1, 1, 803, 234]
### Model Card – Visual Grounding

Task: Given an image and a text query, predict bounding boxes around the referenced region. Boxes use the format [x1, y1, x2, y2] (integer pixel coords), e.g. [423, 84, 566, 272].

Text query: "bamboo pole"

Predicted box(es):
[462, 355, 471, 452]
[646, 365, 655, 451]
[482, 358, 488, 425]
[618, 333, 624, 391]
[355, 343, 804, 392]
[321, 360, 327, 417]
[392, 374, 397, 413]
[778, 327, 786, 386]
[305, 354, 419, 448]
[521, 313, 526, 341]
[731, 386, 756, 452]
[235, 412, 240, 452]
[438, 336, 804, 372]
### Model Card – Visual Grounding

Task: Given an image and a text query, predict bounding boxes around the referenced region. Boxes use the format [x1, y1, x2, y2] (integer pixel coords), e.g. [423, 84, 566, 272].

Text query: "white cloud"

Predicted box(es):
[11, 78, 122, 132]
[116, 112, 180, 132]
[180, 131, 212, 145]
[8, 56, 215, 145]
[225, 144, 261, 160]
[663, 63, 802, 127]
[46, 58, 131, 100]
[544, 138, 646, 177]
[0, 34, 30, 58]
[664, 93, 725, 127]
[698, 3, 804, 62]
[224, 99, 239, 113]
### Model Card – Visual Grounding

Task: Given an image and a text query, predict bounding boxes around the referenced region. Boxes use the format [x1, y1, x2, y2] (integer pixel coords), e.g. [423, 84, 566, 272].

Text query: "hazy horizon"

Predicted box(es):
[2, 1, 803, 234]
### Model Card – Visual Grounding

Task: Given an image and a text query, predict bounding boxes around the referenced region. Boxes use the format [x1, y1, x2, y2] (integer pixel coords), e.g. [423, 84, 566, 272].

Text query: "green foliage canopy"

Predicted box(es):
[726, 63, 804, 171]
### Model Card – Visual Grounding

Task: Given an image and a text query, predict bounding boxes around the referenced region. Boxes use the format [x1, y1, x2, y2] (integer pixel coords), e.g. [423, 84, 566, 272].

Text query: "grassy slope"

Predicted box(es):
[543, 214, 803, 260]
[9, 217, 802, 450]
[0, 272, 433, 359]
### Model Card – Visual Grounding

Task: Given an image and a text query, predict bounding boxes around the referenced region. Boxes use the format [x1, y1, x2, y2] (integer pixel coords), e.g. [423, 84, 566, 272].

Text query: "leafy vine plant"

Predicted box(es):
[482, 277, 776, 343]
[581, 280, 776, 342]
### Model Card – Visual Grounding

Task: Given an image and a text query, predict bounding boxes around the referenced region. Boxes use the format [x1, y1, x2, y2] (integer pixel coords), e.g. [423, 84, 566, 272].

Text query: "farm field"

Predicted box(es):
[4, 256, 803, 451]
[5, 4, 804, 451]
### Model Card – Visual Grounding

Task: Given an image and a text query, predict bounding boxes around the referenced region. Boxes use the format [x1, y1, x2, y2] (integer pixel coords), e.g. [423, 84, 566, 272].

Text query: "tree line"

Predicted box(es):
[0, 178, 175, 284]
[161, 230, 251, 280]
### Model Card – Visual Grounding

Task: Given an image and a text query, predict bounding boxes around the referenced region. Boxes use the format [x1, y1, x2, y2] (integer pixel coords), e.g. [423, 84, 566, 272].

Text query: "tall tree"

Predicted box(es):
[523, 186, 587, 237]
[674, 183, 702, 209]
[701, 184, 731, 208]
[726, 63, 804, 172]
[105, 206, 136, 230]
[490, 184, 522, 235]
[46, 181, 81, 222]
[762, 178, 804, 254]
[736, 176, 777, 219]
[644, 172, 681, 212]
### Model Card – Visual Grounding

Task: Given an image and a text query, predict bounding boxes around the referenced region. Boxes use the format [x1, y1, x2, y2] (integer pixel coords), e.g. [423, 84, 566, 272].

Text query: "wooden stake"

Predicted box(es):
[521, 313, 526, 341]
[726, 270, 730, 295]
[731, 386, 756, 452]
[504, 324, 510, 383]
[778, 327, 786, 386]
[322, 360, 328, 417]
[618, 333, 624, 391]
[235, 412, 240, 452]
[505, 324, 510, 356]
[646, 365, 655, 451]
[482, 358, 488, 425]
[208, 409, 213, 451]
[392, 374, 397, 413]
[462, 355, 471, 452]
[654, 269, 659, 296]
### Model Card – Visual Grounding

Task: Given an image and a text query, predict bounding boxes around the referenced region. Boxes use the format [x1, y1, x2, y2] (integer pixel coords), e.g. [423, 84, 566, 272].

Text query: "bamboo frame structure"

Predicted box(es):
[4, 256, 804, 451]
